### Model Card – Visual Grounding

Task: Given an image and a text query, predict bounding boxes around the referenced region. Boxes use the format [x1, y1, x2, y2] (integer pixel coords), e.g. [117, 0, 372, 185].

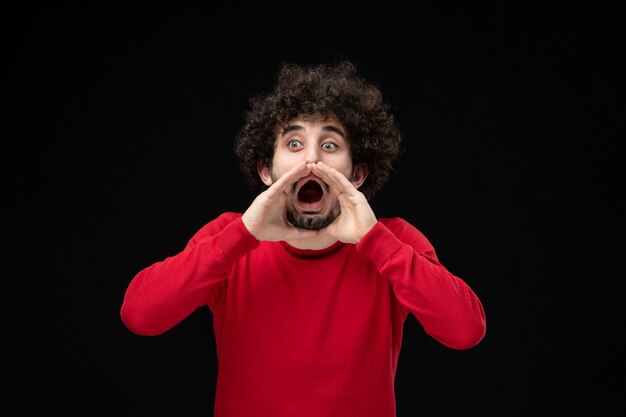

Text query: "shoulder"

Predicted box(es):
[378, 217, 435, 255]
[188, 212, 243, 245]
[378, 217, 422, 236]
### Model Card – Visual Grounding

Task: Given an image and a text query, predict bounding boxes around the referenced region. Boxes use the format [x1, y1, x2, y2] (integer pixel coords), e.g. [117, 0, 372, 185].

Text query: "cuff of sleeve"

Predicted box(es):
[355, 221, 404, 270]
[210, 217, 260, 263]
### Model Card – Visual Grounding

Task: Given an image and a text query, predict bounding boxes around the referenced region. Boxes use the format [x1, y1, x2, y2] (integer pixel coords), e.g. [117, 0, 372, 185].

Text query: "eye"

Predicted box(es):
[321, 142, 338, 151]
[288, 140, 302, 149]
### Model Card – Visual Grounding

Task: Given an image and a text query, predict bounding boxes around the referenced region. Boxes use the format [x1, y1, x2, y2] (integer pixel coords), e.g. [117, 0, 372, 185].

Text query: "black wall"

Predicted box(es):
[6, 2, 623, 415]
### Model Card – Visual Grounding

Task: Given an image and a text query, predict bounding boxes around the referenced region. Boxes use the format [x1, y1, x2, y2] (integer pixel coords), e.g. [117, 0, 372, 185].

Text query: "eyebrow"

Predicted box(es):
[282, 124, 346, 139]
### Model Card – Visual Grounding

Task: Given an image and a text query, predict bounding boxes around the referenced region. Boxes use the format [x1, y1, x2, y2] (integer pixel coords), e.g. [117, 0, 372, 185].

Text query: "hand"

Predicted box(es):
[311, 162, 377, 244]
[242, 161, 319, 241]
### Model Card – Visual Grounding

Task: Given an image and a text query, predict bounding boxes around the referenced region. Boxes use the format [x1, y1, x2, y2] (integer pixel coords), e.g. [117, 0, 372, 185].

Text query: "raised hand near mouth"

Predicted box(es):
[311, 162, 378, 244]
[242, 161, 319, 242]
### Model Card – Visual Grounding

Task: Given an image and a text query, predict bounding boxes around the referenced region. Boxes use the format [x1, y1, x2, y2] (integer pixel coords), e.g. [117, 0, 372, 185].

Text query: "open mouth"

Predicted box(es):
[298, 180, 324, 203]
[295, 176, 326, 211]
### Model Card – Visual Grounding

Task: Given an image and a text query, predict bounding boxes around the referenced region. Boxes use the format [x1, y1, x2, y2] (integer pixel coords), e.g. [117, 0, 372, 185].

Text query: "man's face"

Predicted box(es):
[258, 118, 364, 230]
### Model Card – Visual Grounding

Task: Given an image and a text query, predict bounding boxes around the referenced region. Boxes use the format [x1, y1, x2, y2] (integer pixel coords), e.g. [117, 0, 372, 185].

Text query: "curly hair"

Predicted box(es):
[233, 60, 402, 200]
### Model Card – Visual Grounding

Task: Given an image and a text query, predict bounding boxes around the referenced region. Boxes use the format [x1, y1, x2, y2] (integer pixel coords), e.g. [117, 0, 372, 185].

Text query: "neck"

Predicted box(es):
[285, 232, 339, 250]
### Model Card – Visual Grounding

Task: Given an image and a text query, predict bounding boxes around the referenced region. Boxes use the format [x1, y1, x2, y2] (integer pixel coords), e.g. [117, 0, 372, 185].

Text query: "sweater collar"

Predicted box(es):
[279, 240, 345, 258]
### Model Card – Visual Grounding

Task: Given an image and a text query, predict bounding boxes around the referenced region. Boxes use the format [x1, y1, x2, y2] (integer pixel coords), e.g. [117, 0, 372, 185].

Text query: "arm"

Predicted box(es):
[356, 219, 487, 350]
[310, 162, 485, 348]
[121, 161, 322, 336]
[120, 213, 259, 336]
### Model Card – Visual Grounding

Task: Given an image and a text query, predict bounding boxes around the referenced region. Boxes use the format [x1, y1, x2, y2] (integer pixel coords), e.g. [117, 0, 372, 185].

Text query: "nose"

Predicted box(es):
[304, 144, 321, 163]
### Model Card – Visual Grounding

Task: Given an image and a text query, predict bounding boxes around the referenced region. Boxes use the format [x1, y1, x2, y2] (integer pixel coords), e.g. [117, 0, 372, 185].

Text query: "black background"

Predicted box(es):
[5, 2, 624, 416]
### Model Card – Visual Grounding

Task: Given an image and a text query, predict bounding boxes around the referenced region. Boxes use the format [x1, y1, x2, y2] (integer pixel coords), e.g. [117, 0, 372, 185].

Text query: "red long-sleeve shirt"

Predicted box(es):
[121, 212, 486, 417]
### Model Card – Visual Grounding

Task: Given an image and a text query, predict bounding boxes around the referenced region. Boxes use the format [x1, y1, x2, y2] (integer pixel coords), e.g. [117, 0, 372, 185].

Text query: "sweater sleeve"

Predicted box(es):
[120, 213, 259, 336]
[355, 218, 486, 349]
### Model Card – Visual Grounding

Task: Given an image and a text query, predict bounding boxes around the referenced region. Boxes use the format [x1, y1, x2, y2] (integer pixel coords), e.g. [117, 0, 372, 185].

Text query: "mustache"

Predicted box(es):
[291, 180, 330, 193]
[269, 171, 330, 193]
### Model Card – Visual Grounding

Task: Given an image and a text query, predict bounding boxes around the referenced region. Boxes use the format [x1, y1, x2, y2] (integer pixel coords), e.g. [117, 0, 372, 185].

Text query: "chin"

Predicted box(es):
[286, 204, 339, 230]
[284, 174, 340, 230]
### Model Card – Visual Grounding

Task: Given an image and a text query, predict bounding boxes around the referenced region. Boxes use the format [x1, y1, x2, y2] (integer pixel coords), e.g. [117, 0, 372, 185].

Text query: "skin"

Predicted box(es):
[241, 118, 378, 250]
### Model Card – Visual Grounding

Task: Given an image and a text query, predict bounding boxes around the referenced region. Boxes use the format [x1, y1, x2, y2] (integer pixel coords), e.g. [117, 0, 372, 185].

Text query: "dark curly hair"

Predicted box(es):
[234, 60, 402, 200]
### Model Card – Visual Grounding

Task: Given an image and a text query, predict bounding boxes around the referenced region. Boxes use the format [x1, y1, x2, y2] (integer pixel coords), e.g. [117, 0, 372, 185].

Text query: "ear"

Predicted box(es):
[351, 164, 368, 189]
[257, 161, 273, 186]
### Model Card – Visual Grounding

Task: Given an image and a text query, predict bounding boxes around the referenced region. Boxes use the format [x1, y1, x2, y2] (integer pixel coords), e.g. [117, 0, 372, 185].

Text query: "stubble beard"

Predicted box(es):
[271, 170, 341, 230]
[285, 203, 341, 230]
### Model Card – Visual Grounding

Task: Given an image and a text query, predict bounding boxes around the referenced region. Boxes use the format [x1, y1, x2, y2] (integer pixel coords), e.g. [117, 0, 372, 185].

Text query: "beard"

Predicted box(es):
[270, 169, 342, 230]
[285, 202, 341, 230]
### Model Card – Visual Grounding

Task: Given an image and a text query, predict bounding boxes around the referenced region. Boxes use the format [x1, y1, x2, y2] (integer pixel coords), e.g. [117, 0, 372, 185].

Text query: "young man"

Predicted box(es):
[121, 61, 486, 417]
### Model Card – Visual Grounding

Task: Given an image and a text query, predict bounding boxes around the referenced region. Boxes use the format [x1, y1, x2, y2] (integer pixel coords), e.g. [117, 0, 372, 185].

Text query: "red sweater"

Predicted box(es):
[121, 212, 486, 417]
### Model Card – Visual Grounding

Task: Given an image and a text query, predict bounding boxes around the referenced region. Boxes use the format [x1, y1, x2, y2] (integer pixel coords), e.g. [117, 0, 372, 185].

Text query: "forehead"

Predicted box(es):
[278, 116, 346, 135]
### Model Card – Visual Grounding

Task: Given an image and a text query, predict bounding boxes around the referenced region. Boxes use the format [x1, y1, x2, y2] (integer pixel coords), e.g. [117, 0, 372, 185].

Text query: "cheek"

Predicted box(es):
[272, 151, 303, 171]
[268, 158, 292, 180]
[325, 156, 353, 178]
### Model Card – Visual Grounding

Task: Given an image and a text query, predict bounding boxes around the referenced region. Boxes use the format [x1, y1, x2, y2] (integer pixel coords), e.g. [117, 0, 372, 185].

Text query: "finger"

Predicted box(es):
[311, 162, 343, 195]
[313, 162, 358, 197]
[332, 169, 362, 196]
[266, 162, 311, 195]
